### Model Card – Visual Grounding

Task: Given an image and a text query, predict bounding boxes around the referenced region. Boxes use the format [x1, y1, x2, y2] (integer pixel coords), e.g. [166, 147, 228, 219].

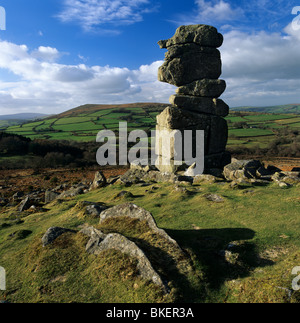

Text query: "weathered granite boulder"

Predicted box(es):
[223, 160, 264, 181]
[155, 106, 228, 161]
[79, 226, 165, 290]
[176, 79, 226, 97]
[193, 174, 217, 184]
[45, 190, 60, 204]
[115, 191, 134, 199]
[158, 24, 223, 49]
[158, 47, 222, 86]
[86, 204, 107, 217]
[169, 95, 229, 117]
[205, 194, 225, 203]
[58, 186, 84, 198]
[90, 171, 107, 190]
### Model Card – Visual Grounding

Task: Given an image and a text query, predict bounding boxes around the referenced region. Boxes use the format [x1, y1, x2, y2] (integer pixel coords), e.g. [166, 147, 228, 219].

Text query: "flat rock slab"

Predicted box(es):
[169, 94, 229, 117]
[80, 226, 166, 290]
[176, 79, 226, 98]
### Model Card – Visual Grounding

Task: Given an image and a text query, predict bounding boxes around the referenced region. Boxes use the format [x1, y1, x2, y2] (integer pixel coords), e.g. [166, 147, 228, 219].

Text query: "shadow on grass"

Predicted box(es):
[166, 228, 274, 294]
[131, 236, 206, 303]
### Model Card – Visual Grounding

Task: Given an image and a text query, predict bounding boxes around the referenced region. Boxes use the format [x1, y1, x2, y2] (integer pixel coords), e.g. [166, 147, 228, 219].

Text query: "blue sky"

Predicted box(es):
[0, 0, 300, 115]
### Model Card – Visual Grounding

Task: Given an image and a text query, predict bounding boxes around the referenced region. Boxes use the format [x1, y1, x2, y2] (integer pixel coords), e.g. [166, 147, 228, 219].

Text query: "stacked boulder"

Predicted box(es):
[156, 25, 231, 173]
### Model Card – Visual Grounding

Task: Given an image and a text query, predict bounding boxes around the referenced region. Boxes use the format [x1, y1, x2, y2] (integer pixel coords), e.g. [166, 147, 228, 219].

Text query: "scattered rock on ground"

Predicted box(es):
[223, 160, 264, 181]
[45, 190, 60, 204]
[58, 185, 86, 198]
[115, 191, 134, 199]
[90, 171, 107, 190]
[193, 174, 216, 184]
[86, 204, 107, 217]
[18, 196, 31, 212]
[204, 194, 224, 203]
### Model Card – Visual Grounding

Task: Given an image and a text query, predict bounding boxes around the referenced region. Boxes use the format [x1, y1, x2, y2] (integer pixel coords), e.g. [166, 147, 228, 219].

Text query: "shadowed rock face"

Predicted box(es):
[158, 48, 222, 86]
[176, 79, 226, 98]
[156, 24, 230, 174]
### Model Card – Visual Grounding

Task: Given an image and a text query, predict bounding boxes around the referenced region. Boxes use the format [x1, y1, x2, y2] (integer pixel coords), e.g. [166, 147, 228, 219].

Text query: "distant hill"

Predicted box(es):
[52, 103, 168, 119]
[231, 104, 300, 114]
[0, 113, 50, 129]
[4, 103, 169, 142]
[0, 113, 49, 120]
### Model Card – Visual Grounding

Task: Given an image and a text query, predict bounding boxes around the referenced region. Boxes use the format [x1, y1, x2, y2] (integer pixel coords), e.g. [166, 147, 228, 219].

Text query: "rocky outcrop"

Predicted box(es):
[80, 226, 165, 290]
[156, 24, 230, 174]
[223, 160, 265, 181]
[224, 159, 300, 188]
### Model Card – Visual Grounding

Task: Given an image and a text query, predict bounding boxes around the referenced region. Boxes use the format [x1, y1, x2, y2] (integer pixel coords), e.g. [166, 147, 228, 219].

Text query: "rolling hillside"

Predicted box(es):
[4, 103, 168, 142]
[3, 103, 300, 153]
[231, 104, 300, 114]
[0, 113, 49, 130]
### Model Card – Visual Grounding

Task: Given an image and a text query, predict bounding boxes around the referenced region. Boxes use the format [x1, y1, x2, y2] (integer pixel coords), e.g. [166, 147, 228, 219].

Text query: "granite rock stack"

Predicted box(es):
[156, 25, 231, 174]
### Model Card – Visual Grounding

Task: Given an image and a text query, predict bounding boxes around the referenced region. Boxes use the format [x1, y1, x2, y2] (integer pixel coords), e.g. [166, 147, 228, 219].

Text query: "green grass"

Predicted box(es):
[0, 179, 299, 303]
[229, 128, 274, 137]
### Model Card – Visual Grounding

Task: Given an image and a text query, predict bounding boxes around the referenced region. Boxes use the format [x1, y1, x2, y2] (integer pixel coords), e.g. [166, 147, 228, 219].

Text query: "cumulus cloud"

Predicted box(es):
[2, 17, 300, 116]
[220, 26, 300, 106]
[0, 39, 173, 115]
[195, 0, 243, 22]
[56, 0, 156, 32]
[32, 46, 60, 61]
[174, 0, 244, 26]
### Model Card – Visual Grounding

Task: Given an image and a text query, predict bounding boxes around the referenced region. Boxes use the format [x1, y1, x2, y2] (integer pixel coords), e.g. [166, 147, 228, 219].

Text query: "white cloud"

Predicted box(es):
[195, 0, 243, 22]
[57, 0, 154, 32]
[220, 26, 300, 106]
[2, 20, 300, 115]
[32, 46, 60, 61]
[0, 39, 173, 115]
[174, 0, 244, 26]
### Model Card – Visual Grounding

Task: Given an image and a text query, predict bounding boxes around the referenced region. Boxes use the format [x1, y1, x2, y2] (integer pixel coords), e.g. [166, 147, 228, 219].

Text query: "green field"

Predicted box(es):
[4, 104, 167, 142]
[3, 104, 300, 152]
[231, 104, 300, 114]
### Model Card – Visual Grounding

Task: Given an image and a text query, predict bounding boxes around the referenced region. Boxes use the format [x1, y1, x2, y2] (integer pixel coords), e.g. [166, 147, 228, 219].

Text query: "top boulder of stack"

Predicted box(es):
[158, 25, 223, 49]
